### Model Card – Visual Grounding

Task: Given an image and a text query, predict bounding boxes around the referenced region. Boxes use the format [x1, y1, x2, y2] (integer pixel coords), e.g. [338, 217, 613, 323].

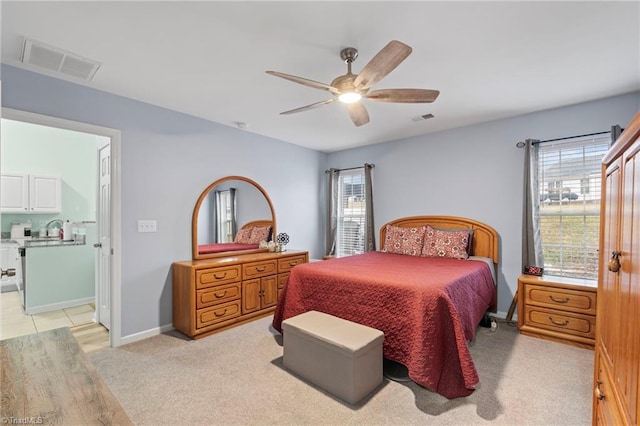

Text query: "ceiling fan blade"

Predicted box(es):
[353, 40, 412, 91]
[280, 98, 336, 115]
[266, 71, 339, 94]
[347, 102, 370, 127]
[366, 89, 440, 103]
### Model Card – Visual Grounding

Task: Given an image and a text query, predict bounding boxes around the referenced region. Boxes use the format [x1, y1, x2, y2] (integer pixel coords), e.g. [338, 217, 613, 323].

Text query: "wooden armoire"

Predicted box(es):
[593, 110, 640, 425]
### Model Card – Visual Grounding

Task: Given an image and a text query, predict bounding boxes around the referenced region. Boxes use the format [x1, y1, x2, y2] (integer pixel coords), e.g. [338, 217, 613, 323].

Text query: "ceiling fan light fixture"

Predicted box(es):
[338, 91, 361, 104]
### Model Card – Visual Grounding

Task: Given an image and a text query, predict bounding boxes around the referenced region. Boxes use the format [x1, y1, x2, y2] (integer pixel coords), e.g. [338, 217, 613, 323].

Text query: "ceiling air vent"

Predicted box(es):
[21, 38, 101, 81]
[412, 113, 435, 122]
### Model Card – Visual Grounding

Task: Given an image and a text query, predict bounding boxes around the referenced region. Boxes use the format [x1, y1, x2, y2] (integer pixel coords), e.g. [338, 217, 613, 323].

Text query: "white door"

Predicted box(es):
[96, 143, 111, 330]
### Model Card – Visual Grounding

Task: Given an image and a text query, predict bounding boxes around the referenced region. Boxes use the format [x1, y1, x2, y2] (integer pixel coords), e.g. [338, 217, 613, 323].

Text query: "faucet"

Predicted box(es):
[46, 219, 64, 229]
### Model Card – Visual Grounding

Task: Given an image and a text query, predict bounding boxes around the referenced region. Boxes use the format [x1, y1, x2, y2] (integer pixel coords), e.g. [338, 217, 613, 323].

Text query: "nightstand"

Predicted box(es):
[517, 274, 597, 349]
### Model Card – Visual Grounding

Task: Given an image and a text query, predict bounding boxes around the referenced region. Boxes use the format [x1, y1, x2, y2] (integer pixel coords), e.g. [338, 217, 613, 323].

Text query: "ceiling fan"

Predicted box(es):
[266, 40, 439, 127]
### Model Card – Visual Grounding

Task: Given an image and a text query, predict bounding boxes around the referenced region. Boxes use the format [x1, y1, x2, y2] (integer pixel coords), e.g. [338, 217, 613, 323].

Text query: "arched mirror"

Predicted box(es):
[192, 176, 276, 260]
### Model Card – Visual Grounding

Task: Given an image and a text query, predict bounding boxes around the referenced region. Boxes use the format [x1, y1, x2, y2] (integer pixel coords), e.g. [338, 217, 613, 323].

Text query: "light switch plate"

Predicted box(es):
[137, 220, 157, 233]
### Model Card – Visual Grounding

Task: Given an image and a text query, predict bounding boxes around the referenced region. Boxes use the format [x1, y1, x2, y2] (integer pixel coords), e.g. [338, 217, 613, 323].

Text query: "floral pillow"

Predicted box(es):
[234, 227, 254, 244]
[382, 224, 426, 256]
[247, 226, 271, 244]
[422, 225, 471, 259]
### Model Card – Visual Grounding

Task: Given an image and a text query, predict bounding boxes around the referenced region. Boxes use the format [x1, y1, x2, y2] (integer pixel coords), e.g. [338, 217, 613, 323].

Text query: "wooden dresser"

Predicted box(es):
[173, 250, 308, 339]
[517, 274, 597, 349]
[593, 112, 640, 425]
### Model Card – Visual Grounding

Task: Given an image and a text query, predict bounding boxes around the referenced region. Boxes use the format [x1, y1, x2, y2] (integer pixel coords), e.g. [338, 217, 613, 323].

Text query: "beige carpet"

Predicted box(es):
[89, 317, 593, 425]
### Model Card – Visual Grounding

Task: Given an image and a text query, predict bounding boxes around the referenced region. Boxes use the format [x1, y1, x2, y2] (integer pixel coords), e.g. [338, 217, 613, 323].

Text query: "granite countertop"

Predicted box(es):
[24, 239, 87, 248]
[0, 238, 87, 248]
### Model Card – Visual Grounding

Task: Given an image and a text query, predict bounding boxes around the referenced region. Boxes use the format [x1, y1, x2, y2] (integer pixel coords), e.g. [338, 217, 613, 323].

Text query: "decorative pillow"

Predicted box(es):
[435, 227, 474, 256]
[422, 225, 470, 259]
[382, 224, 426, 256]
[234, 227, 253, 244]
[247, 226, 271, 244]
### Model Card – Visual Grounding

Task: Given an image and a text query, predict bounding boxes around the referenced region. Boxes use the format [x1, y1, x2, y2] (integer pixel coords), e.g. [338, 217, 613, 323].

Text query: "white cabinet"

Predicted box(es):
[29, 175, 62, 213]
[0, 173, 29, 213]
[0, 243, 21, 292]
[1, 173, 61, 214]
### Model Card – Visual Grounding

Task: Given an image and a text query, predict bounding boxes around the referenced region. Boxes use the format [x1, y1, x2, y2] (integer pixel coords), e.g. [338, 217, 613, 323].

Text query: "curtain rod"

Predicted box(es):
[532, 130, 610, 145]
[325, 163, 375, 174]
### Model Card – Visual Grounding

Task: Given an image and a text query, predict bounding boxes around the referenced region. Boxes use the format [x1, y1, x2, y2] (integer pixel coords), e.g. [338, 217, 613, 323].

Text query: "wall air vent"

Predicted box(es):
[20, 38, 101, 81]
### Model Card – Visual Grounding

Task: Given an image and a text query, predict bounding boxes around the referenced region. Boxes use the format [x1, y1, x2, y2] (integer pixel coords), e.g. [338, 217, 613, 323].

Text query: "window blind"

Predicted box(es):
[336, 168, 365, 257]
[537, 135, 610, 279]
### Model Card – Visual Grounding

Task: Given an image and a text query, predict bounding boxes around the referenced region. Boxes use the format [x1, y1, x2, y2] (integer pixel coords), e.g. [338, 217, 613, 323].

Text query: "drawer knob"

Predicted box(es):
[256, 266, 267, 272]
[289, 262, 297, 266]
[214, 309, 227, 317]
[549, 317, 569, 327]
[214, 291, 227, 298]
[549, 295, 570, 304]
[608, 251, 621, 273]
[214, 272, 227, 279]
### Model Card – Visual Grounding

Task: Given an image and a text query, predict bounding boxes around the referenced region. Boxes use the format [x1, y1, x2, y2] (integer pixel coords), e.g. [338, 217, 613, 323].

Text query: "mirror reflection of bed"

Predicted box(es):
[192, 176, 276, 259]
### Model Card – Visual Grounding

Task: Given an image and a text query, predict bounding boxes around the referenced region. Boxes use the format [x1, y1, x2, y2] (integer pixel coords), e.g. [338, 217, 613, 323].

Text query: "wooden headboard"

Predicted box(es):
[379, 216, 499, 265]
[240, 219, 272, 230]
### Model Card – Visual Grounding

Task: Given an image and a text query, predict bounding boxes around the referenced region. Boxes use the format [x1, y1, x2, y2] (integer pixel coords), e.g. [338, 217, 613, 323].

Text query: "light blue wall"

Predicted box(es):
[0, 118, 102, 233]
[1, 64, 326, 337]
[327, 91, 639, 314]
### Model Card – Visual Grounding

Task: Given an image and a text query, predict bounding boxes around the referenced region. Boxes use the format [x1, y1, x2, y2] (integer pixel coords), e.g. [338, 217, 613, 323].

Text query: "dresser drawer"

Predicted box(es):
[524, 284, 596, 315]
[196, 283, 241, 309]
[196, 300, 241, 328]
[278, 255, 307, 273]
[525, 306, 596, 339]
[243, 260, 277, 279]
[196, 265, 242, 289]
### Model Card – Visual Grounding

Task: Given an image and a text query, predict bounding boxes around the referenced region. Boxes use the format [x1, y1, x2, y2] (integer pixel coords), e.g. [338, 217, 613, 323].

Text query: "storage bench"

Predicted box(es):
[282, 310, 384, 404]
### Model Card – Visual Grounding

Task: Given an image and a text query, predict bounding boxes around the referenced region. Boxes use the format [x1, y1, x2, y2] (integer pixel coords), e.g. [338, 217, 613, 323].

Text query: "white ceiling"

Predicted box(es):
[2, 1, 639, 153]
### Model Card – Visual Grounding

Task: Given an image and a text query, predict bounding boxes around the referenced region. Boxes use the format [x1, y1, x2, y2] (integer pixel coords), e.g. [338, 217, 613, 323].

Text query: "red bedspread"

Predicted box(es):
[198, 242, 258, 254]
[272, 251, 495, 399]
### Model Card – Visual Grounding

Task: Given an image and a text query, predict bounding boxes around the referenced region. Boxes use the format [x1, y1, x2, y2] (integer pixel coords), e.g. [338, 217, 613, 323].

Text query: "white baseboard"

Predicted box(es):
[25, 296, 94, 315]
[119, 323, 175, 346]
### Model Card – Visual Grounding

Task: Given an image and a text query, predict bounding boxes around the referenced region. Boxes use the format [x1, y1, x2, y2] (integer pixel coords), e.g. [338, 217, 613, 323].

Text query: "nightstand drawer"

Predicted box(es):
[243, 260, 277, 279]
[525, 306, 596, 339]
[525, 284, 596, 315]
[196, 265, 242, 289]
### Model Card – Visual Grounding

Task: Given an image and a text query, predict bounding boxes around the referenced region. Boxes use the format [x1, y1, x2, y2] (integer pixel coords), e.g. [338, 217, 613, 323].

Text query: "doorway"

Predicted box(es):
[1, 107, 122, 347]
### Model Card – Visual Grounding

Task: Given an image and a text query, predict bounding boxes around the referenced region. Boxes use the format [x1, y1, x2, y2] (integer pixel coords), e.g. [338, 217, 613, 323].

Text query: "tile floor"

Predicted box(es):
[0, 290, 96, 340]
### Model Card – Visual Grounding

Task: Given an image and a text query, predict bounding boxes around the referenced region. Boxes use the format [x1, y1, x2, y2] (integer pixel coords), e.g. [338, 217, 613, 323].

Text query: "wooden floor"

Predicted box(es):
[70, 322, 110, 354]
[1, 327, 131, 425]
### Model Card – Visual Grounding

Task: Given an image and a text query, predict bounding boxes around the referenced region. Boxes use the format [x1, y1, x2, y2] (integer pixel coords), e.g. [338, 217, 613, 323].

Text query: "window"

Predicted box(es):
[537, 135, 610, 279]
[336, 168, 365, 257]
[215, 189, 234, 243]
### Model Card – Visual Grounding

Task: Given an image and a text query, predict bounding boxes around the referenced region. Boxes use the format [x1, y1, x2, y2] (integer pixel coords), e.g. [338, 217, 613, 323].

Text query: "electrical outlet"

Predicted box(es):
[137, 220, 157, 233]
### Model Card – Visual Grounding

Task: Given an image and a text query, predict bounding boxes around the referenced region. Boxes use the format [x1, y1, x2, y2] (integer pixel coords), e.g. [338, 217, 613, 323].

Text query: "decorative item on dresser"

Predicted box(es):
[517, 274, 597, 349]
[593, 111, 640, 425]
[173, 250, 308, 339]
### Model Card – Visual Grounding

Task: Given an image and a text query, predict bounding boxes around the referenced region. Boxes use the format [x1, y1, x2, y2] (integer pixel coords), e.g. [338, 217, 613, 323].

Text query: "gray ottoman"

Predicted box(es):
[282, 310, 384, 404]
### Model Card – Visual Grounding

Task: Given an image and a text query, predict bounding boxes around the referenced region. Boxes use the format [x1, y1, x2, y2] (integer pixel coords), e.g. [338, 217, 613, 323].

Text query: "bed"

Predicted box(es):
[272, 216, 499, 399]
[197, 220, 272, 255]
